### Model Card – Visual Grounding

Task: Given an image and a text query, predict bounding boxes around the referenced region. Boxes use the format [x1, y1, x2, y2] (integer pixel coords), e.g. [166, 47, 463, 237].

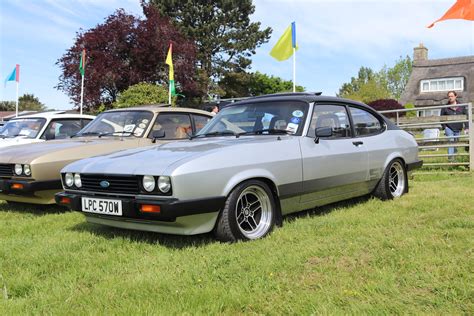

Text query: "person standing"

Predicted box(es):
[210, 105, 219, 116]
[441, 91, 469, 162]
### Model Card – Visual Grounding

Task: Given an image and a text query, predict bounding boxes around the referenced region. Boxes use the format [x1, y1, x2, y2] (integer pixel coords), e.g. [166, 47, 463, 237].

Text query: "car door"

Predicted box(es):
[299, 103, 369, 209]
[347, 106, 388, 188]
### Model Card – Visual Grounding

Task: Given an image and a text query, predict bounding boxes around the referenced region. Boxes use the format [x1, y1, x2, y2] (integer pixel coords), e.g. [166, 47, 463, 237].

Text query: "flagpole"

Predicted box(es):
[15, 81, 19, 117]
[293, 47, 296, 92]
[168, 86, 171, 105]
[80, 73, 84, 115]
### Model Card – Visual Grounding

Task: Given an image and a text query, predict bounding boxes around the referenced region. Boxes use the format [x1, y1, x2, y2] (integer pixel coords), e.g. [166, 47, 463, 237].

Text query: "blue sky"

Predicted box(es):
[0, 0, 473, 110]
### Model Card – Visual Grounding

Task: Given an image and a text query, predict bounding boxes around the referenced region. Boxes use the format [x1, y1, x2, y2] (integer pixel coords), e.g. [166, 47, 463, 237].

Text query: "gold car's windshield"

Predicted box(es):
[196, 101, 309, 137]
[75, 111, 154, 138]
[0, 118, 46, 139]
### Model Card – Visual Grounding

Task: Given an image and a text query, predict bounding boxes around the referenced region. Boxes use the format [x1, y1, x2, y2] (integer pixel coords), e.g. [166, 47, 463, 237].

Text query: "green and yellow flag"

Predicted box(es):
[165, 43, 176, 96]
[270, 22, 297, 61]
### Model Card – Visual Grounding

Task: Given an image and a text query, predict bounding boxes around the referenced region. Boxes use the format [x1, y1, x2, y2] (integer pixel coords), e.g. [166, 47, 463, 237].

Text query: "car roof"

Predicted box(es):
[9, 111, 95, 120]
[104, 105, 212, 116]
[227, 92, 375, 111]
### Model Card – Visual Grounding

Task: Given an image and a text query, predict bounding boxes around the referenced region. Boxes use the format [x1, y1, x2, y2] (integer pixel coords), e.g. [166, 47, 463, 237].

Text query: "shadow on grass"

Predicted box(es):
[70, 222, 216, 249]
[0, 201, 69, 215]
[283, 195, 372, 223]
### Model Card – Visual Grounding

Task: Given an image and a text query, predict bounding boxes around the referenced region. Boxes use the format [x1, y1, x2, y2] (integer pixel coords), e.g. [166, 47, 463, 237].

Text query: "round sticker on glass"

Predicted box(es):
[290, 117, 301, 124]
[292, 110, 304, 118]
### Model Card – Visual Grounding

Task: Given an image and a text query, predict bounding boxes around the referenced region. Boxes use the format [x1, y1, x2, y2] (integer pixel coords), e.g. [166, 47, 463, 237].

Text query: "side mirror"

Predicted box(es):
[314, 127, 332, 144]
[151, 130, 165, 143]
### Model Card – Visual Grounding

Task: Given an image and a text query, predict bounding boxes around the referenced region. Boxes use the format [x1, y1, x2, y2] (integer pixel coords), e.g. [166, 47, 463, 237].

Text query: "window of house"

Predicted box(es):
[420, 77, 464, 92]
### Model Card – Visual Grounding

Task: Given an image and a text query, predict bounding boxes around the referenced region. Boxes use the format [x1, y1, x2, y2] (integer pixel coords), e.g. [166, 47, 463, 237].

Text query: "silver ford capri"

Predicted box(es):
[56, 93, 422, 242]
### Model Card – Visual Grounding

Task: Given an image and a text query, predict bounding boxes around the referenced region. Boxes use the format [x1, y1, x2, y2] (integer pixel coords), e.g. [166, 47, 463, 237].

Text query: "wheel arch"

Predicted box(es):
[222, 173, 283, 227]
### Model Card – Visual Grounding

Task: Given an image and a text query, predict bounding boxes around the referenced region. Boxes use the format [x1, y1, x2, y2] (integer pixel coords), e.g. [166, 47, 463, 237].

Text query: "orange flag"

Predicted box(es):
[428, 0, 474, 28]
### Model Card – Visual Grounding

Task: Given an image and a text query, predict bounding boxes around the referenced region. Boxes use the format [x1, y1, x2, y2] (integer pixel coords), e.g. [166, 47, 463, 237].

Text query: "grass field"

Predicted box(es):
[1, 173, 473, 314]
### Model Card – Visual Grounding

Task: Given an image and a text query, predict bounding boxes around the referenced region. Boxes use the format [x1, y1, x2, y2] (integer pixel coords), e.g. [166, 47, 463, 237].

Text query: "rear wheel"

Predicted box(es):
[214, 180, 276, 242]
[373, 159, 407, 200]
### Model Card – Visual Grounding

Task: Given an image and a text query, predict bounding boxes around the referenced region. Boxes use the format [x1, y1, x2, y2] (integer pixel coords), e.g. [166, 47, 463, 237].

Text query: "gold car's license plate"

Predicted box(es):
[81, 197, 122, 216]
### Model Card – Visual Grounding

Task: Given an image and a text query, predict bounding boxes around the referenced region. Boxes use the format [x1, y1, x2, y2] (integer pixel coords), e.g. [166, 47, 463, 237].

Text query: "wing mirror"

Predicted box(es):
[151, 130, 165, 143]
[314, 127, 332, 144]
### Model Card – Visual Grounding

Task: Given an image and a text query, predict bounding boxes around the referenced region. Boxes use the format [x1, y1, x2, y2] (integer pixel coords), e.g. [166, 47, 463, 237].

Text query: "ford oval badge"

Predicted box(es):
[100, 180, 110, 188]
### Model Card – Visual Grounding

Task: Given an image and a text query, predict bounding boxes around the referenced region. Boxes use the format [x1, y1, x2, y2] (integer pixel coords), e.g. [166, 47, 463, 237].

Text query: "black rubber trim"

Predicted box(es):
[406, 160, 423, 171]
[0, 179, 62, 196]
[55, 191, 226, 222]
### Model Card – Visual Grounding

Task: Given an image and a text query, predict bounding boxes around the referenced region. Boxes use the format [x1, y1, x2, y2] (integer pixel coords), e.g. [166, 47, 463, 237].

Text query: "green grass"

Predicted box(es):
[1, 174, 473, 314]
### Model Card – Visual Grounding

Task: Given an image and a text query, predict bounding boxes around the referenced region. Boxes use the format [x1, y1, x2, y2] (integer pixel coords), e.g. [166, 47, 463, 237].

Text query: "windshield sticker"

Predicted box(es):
[286, 123, 299, 134]
[138, 123, 146, 129]
[133, 127, 144, 136]
[292, 110, 304, 118]
[290, 117, 301, 124]
[124, 124, 135, 133]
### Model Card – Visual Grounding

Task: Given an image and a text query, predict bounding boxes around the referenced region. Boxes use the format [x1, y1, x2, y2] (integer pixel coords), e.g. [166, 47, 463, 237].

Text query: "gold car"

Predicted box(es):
[0, 105, 212, 205]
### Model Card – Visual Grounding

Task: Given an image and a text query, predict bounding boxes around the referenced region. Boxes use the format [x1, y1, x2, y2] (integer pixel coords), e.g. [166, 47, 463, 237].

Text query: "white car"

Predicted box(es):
[0, 111, 95, 149]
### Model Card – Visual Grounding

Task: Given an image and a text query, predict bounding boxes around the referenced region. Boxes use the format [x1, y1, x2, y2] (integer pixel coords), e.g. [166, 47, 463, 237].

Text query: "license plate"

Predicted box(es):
[81, 197, 122, 216]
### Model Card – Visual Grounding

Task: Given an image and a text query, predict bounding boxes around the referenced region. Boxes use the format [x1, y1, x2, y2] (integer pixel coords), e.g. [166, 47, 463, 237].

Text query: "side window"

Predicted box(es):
[307, 104, 351, 139]
[192, 115, 211, 133]
[41, 119, 84, 140]
[349, 107, 383, 136]
[150, 113, 192, 139]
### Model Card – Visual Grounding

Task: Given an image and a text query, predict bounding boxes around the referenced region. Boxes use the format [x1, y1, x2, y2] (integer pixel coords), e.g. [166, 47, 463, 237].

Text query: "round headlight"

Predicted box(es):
[14, 164, 23, 176]
[74, 173, 82, 188]
[142, 175, 155, 192]
[65, 173, 74, 187]
[158, 176, 171, 193]
[24, 164, 32, 176]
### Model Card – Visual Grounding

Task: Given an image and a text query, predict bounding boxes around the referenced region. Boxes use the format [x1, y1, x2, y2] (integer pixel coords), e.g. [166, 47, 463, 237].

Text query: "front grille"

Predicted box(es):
[80, 174, 140, 195]
[0, 164, 13, 177]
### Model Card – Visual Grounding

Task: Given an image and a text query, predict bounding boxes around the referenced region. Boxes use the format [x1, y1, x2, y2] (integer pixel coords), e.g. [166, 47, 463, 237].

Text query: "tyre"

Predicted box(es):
[214, 180, 277, 242]
[373, 159, 407, 200]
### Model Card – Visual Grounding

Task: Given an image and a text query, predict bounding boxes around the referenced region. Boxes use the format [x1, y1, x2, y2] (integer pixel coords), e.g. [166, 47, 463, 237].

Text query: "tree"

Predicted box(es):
[18, 94, 47, 111]
[338, 67, 391, 103]
[56, 5, 198, 112]
[219, 71, 305, 98]
[115, 82, 170, 108]
[0, 101, 15, 111]
[338, 56, 412, 103]
[148, 0, 272, 91]
[379, 55, 412, 100]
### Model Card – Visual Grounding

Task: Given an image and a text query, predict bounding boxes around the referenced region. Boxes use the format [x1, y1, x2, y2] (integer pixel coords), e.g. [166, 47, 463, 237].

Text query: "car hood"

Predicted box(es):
[0, 136, 146, 164]
[62, 135, 292, 175]
[0, 137, 42, 148]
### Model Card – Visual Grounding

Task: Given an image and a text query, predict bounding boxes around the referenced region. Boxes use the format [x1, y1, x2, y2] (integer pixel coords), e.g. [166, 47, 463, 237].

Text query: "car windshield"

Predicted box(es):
[0, 118, 47, 139]
[75, 110, 154, 138]
[196, 101, 309, 137]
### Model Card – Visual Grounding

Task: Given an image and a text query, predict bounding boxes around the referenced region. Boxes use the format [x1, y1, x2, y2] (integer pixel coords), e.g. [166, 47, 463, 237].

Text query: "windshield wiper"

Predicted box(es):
[71, 132, 101, 138]
[190, 131, 237, 140]
[238, 129, 292, 136]
[98, 131, 132, 138]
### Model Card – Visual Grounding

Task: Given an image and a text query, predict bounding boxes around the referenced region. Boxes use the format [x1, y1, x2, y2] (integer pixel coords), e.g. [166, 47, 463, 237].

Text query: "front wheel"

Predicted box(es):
[373, 159, 407, 200]
[214, 180, 277, 242]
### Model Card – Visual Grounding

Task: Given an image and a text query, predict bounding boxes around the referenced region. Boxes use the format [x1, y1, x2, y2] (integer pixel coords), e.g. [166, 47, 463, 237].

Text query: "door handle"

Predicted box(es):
[352, 141, 363, 146]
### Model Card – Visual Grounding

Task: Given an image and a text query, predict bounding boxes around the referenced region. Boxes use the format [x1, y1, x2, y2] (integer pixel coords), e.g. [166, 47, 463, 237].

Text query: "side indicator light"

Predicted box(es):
[140, 204, 161, 213]
[11, 183, 24, 190]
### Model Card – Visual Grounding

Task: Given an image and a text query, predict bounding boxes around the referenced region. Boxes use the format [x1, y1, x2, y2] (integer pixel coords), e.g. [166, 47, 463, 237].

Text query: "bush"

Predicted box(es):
[404, 103, 417, 118]
[368, 99, 405, 118]
[115, 83, 173, 108]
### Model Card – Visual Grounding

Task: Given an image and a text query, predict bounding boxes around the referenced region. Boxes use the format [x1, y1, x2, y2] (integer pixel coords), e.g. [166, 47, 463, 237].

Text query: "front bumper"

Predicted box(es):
[0, 178, 62, 196]
[55, 191, 226, 222]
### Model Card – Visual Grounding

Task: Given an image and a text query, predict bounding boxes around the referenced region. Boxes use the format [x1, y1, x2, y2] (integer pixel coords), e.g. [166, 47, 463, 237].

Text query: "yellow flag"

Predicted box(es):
[270, 22, 297, 61]
[165, 43, 175, 96]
